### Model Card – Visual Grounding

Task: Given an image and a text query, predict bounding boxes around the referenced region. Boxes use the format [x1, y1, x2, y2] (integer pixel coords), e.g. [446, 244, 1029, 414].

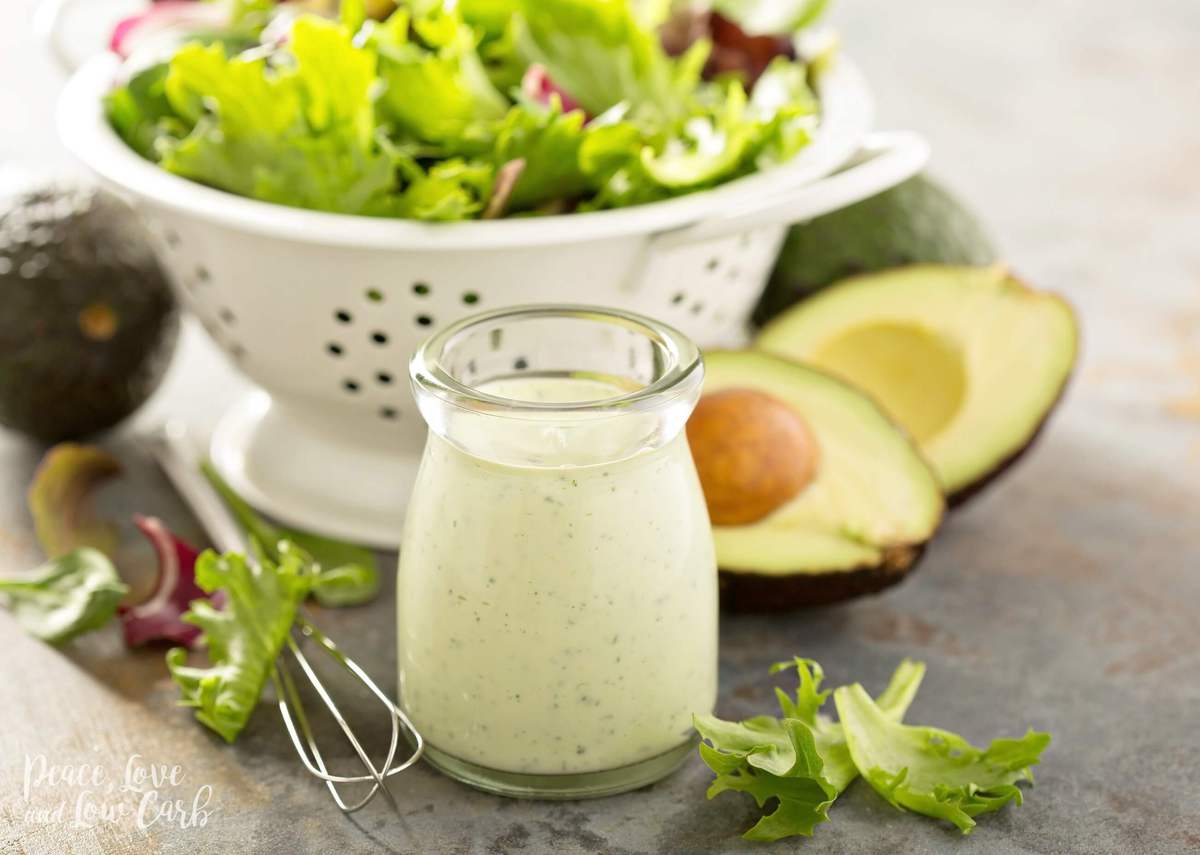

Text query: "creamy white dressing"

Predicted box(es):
[396, 376, 718, 775]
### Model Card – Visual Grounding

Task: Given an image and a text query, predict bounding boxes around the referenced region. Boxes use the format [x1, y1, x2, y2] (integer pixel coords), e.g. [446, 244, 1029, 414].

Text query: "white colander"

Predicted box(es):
[58, 51, 928, 547]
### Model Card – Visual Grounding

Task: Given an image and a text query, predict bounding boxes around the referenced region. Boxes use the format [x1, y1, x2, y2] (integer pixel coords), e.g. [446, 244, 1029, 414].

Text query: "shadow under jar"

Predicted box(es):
[398, 305, 718, 798]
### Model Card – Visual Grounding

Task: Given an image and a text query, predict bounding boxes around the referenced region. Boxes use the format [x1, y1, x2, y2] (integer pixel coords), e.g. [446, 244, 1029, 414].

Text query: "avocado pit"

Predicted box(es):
[686, 387, 818, 526]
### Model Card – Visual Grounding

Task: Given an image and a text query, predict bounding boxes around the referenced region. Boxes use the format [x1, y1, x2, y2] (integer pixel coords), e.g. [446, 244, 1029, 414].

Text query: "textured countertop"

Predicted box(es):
[2, 1, 1199, 853]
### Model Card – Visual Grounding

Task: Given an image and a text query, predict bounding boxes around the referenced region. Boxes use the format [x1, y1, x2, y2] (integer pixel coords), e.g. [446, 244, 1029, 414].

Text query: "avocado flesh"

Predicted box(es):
[757, 265, 1078, 499]
[703, 352, 943, 609]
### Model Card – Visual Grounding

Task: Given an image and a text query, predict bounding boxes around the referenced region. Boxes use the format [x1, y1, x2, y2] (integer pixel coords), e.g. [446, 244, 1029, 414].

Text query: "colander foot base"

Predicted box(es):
[208, 391, 421, 549]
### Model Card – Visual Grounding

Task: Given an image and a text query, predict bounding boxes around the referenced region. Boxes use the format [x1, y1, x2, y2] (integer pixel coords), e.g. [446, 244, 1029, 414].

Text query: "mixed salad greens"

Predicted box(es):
[697, 659, 1050, 839]
[104, 0, 832, 220]
[0, 442, 380, 741]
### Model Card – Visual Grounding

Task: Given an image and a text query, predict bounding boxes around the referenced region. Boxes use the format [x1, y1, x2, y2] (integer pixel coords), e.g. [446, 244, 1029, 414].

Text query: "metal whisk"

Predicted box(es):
[147, 422, 424, 813]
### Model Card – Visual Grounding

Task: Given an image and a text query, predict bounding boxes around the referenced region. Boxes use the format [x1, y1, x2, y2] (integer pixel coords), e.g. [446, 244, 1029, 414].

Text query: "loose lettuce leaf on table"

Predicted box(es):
[119, 515, 209, 648]
[167, 548, 310, 742]
[27, 443, 122, 560]
[200, 462, 379, 607]
[695, 658, 925, 841]
[697, 715, 836, 841]
[0, 549, 129, 645]
[834, 683, 1050, 834]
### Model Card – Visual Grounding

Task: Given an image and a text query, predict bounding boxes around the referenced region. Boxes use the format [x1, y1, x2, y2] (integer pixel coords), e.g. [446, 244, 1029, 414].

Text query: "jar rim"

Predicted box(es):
[409, 304, 704, 416]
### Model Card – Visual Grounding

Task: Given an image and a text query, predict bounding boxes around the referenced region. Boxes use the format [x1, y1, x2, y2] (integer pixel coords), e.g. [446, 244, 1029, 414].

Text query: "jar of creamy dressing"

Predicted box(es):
[399, 306, 718, 798]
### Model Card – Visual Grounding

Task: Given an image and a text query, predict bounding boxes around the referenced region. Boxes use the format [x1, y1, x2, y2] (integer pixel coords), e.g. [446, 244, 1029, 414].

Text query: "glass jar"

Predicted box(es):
[398, 305, 718, 798]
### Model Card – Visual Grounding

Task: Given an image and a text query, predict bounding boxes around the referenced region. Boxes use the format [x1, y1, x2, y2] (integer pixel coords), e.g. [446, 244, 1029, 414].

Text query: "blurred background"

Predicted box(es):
[5, 0, 1198, 441]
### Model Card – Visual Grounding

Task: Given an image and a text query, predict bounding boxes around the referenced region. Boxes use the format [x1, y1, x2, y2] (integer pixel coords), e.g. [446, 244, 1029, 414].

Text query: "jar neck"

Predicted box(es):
[409, 306, 704, 468]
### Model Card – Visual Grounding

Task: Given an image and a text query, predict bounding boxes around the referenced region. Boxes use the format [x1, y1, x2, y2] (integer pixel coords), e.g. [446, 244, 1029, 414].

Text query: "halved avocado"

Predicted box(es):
[697, 351, 944, 611]
[756, 265, 1078, 502]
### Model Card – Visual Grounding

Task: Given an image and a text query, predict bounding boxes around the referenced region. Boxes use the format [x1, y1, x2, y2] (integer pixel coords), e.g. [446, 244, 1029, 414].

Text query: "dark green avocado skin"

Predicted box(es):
[0, 177, 179, 442]
[753, 174, 998, 326]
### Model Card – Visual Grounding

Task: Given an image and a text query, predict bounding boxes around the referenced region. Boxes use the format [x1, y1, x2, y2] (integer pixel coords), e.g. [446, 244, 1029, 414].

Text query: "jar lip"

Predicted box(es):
[409, 304, 704, 416]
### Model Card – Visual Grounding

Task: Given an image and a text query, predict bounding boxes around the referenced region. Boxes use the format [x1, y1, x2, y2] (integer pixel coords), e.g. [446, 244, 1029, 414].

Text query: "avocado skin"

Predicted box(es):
[718, 544, 927, 612]
[753, 174, 997, 326]
[0, 177, 179, 442]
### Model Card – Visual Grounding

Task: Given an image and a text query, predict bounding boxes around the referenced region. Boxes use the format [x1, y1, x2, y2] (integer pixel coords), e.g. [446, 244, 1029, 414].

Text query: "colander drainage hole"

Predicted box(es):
[343, 379, 360, 393]
[462, 291, 479, 305]
[380, 406, 399, 421]
[705, 258, 720, 272]
[218, 307, 236, 326]
[415, 314, 433, 327]
[412, 282, 431, 296]
[327, 342, 344, 357]
[691, 302, 705, 315]
[376, 371, 393, 385]
[371, 331, 389, 345]
[335, 309, 353, 324]
[366, 288, 384, 303]
[195, 265, 210, 283]
[513, 357, 528, 371]
[671, 292, 686, 306]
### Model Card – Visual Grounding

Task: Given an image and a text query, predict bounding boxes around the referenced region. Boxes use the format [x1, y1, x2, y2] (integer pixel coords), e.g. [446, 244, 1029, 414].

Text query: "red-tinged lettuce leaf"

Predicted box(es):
[27, 444, 122, 560]
[520, 64, 583, 114]
[118, 514, 212, 648]
[167, 548, 312, 743]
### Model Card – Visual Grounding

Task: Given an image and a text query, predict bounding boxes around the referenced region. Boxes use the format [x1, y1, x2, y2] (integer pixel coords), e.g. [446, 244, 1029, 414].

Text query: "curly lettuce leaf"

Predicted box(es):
[167, 548, 310, 742]
[695, 658, 926, 841]
[372, 6, 509, 145]
[26, 443, 122, 560]
[200, 461, 379, 607]
[160, 17, 397, 214]
[834, 683, 1050, 834]
[0, 549, 128, 645]
[697, 715, 836, 841]
[772, 656, 925, 792]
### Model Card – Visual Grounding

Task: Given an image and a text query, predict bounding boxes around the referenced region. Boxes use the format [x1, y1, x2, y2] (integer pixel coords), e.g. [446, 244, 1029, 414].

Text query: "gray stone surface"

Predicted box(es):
[2, 1, 1199, 853]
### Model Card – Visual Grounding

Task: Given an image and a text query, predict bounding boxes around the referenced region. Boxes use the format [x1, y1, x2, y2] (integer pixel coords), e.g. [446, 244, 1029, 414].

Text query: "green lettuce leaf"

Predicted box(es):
[395, 158, 496, 220]
[834, 683, 1050, 834]
[698, 716, 836, 841]
[26, 443, 122, 560]
[492, 99, 589, 211]
[0, 549, 128, 645]
[372, 6, 509, 145]
[200, 461, 379, 608]
[160, 17, 397, 214]
[713, 0, 829, 35]
[696, 658, 925, 841]
[104, 63, 187, 161]
[167, 548, 310, 742]
[514, 0, 695, 116]
[772, 656, 925, 791]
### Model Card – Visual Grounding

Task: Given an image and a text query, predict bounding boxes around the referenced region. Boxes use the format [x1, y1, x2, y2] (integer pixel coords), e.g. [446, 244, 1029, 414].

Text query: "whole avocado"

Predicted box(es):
[0, 175, 179, 441]
[753, 174, 998, 326]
